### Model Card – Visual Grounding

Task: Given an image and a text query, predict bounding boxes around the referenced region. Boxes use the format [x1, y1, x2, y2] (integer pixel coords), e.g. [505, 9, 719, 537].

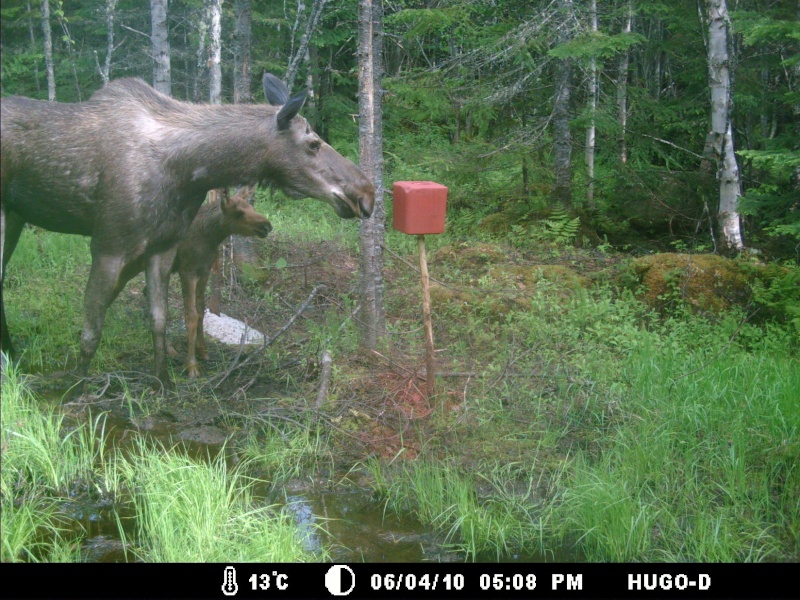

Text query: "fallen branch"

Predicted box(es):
[212, 284, 328, 389]
[314, 350, 333, 412]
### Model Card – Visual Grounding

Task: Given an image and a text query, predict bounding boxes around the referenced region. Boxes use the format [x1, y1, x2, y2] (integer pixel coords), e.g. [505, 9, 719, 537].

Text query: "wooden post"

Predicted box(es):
[417, 234, 436, 398]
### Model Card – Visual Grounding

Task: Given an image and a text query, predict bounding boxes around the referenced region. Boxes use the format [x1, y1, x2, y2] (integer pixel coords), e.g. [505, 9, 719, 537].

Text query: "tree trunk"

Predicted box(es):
[41, 0, 55, 101]
[704, 0, 745, 252]
[233, 0, 252, 104]
[208, 0, 225, 305]
[150, 0, 171, 96]
[357, 0, 386, 351]
[285, 0, 327, 91]
[231, 0, 259, 265]
[193, 12, 208, 102]
[585, 0, 598, 208]
[208, 0, 223, 106]
[95, 0, 117, 86]
[618, 0, 632, 164]
[551, 0, 573, 211]
[26, 2, 42, 94]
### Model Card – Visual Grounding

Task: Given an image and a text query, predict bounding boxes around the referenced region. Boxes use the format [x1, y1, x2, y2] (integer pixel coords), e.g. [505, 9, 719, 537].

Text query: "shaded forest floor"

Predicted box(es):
[3, 199, 799, 562]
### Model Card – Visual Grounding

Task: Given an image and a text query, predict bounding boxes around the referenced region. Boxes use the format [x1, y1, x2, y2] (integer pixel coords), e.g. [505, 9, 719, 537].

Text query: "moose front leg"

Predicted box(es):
[78, 253, 126, 382]
[145, 248, 177, 390]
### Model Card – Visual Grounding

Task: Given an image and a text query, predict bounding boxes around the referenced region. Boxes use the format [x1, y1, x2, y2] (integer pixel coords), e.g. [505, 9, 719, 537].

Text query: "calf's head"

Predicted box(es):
[221, 186, 272, 238]
[262, 73, 374, 220]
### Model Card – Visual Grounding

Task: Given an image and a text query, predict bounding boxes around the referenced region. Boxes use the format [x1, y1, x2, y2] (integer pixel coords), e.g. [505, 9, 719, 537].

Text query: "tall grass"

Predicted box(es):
[239, 420, 332, 488]
[365, 285, 799, 562]
[119, 440, 319, 562]
[1, 360, 105, 561]
[550, 317, 800, 561]
[368, 458, 550, 561]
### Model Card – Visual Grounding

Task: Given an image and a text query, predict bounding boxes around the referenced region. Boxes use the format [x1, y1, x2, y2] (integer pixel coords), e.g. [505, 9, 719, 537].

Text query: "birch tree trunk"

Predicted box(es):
[617, 0, 632, 164]
[41, 0, 55, 101]
[585, 0, 598, 208]
[95, 0, 117, 86]
[285, 0, 327, 91]
[552, 0, 574, 211]
[704, 0, 745, 252]
[357, 0, 386, 351]
[207, 0, 224, 311]
[193, 13, 208, 102]
[208, 0, 223, 106]
[150, 0, 171, 95]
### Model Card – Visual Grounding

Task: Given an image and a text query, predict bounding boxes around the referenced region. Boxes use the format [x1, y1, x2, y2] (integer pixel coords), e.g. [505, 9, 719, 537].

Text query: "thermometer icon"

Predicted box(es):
[222, 566, 238, 596]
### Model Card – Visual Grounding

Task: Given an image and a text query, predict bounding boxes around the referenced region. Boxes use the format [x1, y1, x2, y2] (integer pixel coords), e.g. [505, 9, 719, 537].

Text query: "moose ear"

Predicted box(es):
[276, 90, 307, 131]
[263, 73, 289, 106]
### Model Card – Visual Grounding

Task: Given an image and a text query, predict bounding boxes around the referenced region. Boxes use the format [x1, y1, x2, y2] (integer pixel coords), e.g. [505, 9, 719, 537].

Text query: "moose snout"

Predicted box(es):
[256, 221, 273, 238]
[356, 183, 376, 219]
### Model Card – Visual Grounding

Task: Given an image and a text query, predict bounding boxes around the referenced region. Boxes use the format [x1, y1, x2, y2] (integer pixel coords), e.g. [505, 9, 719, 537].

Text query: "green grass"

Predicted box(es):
[118, 440, 319, 562]
[239, 419, 332, 488]
[363, 281, 799, 562]
[3, 208, 798, 563]
[1, 360, 323, 562]
[1, 360, 104, 561]
[367, 458, 550, 561]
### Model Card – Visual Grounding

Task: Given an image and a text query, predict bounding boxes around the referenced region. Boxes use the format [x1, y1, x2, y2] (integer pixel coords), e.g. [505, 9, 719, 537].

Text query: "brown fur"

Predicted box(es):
[1, 74, 373, 389]
[171, 186, 270, 378]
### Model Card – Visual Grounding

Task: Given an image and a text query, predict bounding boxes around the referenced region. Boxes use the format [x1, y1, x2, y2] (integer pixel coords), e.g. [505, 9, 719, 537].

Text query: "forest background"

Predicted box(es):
[1, 0, 798, 260]
[1, 0, 800, 565]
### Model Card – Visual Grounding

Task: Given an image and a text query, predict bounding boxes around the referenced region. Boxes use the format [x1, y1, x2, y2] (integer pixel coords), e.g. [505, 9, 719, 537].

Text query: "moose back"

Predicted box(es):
[0, 74, 374, 389]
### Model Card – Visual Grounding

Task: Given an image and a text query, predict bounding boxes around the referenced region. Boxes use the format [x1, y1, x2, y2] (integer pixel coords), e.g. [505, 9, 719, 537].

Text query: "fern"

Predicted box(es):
[541, 205, 580, 245]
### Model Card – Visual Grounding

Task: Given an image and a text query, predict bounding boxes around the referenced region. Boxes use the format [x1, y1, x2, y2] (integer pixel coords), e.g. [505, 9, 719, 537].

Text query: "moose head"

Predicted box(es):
[261, 73, 374, 220]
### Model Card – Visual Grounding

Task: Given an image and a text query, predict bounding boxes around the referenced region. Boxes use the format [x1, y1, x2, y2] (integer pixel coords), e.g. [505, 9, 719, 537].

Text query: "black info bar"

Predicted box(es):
[0, 562, 792, 599]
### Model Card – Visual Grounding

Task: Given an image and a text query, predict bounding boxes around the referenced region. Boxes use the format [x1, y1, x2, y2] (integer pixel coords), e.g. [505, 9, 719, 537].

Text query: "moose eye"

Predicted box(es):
[309, 139, 321, 152]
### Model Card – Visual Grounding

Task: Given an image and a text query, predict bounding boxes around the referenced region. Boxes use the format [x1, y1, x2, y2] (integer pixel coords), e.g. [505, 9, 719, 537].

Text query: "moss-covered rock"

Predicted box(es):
[630, 253, 751, 314]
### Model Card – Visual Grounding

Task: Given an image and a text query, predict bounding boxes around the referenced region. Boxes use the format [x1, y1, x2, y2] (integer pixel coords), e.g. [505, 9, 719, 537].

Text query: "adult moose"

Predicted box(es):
[1, 74, 374, 390]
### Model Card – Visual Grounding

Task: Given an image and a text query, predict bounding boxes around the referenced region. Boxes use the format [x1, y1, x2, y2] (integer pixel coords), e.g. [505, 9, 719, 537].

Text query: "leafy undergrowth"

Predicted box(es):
[2, 199, 799, 562]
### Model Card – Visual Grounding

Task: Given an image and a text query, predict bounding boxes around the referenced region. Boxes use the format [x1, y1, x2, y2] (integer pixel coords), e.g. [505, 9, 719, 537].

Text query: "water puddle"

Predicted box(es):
[283, 492, 448, 562]
[44, 411, 558, 562]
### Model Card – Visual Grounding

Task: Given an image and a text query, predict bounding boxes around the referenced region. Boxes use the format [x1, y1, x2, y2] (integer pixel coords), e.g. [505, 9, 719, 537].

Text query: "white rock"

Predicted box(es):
[202, 310, 265, 347]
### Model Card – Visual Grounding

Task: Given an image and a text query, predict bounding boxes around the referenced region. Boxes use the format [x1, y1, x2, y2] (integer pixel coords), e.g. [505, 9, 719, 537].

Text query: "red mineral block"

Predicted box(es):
[392, 181, 448, 235]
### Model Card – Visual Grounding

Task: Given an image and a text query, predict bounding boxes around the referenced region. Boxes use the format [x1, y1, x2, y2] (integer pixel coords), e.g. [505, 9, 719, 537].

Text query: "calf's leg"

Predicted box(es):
[180, 271, 201, 379]
[195, 273, 210, 361]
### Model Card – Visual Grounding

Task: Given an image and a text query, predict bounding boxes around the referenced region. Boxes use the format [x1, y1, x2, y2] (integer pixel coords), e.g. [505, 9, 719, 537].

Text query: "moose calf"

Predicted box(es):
[172, 186, 271, 378]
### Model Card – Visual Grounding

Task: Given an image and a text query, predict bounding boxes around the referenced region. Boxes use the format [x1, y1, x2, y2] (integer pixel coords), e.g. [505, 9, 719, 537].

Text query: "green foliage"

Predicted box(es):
[1, 362, 106, 562]
[750, 263, 800, 334]
[548, 31, 647, 60]
[738, 149, 800, 243]
[537, 205, 581, 245]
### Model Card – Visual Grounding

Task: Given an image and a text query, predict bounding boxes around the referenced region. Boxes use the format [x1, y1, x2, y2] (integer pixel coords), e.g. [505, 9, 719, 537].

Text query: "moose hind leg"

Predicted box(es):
[1, 210, 26, 357]
[145, 249, 177, 390]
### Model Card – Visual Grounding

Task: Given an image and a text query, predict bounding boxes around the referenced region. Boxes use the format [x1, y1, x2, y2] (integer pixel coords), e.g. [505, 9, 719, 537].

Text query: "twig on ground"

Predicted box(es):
[314, 350, 333, 413]
[211, 284, 328, 389]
